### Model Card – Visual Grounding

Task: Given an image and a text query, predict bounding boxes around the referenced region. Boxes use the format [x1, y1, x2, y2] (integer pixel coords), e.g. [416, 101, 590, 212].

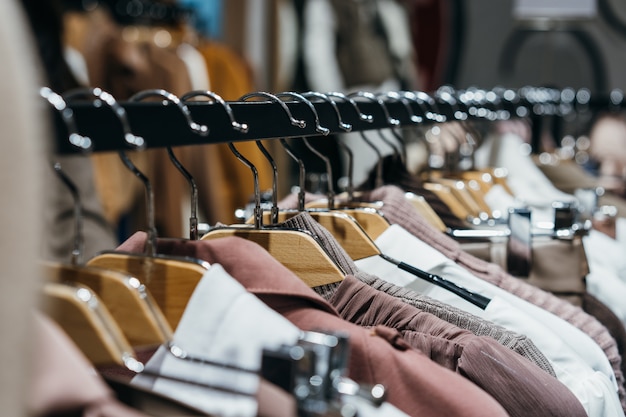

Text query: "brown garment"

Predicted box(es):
[357, 185, 626, 408]
[328, 0, 395, 88]
[330, 275, 586, 417]
[64, 8, 199, 238]
[30, 314, 149, 417]
[281, 211, 556, 377]
[117, 233, 510, 417]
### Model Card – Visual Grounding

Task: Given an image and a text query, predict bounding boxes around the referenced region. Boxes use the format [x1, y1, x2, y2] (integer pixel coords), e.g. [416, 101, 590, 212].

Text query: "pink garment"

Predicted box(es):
[29, 314, 149, 417]
[277, 186, 626, 409]
[117, 232, 510, 417]
[362, 185, 626, 408]
[330, 275, 586, 417]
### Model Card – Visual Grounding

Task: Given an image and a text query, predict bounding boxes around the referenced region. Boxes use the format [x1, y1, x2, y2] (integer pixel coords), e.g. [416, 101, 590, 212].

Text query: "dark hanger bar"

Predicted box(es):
[52, 87, 625, 154]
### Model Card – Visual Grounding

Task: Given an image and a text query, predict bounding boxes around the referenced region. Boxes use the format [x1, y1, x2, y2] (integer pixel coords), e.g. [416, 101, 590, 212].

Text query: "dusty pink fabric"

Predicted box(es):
[29, 314, 149, 417]
[361, 185, 626, 408]
[277, 186, 626, 409]
[117, 233, 510, 417]
[330, 275, 586, 417]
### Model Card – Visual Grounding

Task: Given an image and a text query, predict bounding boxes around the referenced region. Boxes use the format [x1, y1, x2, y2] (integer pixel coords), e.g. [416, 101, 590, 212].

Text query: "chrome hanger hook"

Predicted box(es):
[63, 88, 156, 255]
[40, 87, 92, 151]
[238, 92, 304, 225]
[41, 88, 88, 265]
[348, 91, 400, 126]
[375, 91, 410, 163]
[182, 91, 260, 226]
[276, 92, 334, 207]
[303, 91, 355, 201]
[228, 141, 262, 229]
[302, 91, 352, 132]
[402, 91, 435, 123]
[435, 86, 468, 122]
[279, 138, 307, 212]
[181, 90, 248, 133]
[348, 91, 402, 162]
[326, 91, 373, 123]
[130, 89, 201, 240]
[391, 91, 422, 124]
[131, 89, 209, 136]
[239, 91, 306, 129]
[276, 91, 331, 136]
[63, 87, 145, 149]
[414, 91, 446, 123]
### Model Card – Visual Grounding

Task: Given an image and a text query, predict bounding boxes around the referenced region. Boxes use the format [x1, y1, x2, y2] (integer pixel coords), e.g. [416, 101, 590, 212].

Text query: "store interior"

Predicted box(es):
[5, 0, 626, 416]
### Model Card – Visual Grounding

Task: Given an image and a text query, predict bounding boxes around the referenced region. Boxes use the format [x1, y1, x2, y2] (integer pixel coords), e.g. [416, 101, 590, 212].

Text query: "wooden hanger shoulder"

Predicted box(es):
[336, 208, 390, 240]
[404, 192, 447, 232]
[257, 210, 381, 260]
[423, 182, 472, 221]
[42, 261, 172, 347]
[42, 282, 135, 367]
[87, 253, 208, 330]
[201, 227, 345, 287]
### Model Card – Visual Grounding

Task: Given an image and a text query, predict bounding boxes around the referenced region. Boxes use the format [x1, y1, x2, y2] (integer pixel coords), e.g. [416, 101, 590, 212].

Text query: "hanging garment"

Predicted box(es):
[329, 276, 586, 417]
[131, 264, 300, 417]
[584, 228, 626, 326]
[116, 232, 510, 417]
[583, 292, 626, 387]
[0, 2, 51, 416]
[355, 184, 626, 405]
[354, 224, 623, 417]
[278, 210, 614, 416]
[29, 314, 150, 417]
[280, 211, 556, 377]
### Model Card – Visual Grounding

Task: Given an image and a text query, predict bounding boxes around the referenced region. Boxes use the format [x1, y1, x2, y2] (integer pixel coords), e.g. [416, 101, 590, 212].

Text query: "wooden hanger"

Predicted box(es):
[65, 88, 211, 330]
[258, 101, 382, 261]
[200, 91, 346, 287]
[43, 261, 172, 347]
[42, 282, 136, 367]
[423, 181, 472, 221]
[42, 88, 174, 345]
[44, 161, 173, 345]
[404, 192, 447, 232]
[87, 253, 209, 329]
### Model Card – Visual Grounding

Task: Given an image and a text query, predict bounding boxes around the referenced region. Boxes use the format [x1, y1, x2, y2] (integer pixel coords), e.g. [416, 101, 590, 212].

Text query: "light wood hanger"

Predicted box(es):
[200, 91, 346, 287]
[42, 281, 137, 367]
[43, 261, 172, 347]
[42, 88, 173, 345]
[255, 134, 381, 261]
[300, 91, 393, 240]
[254, 91, 382, 261]
[72, 89, 210, 329]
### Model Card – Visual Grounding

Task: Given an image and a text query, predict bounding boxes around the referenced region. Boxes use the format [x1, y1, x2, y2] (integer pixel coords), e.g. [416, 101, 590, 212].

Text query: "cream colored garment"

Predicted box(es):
[0, 2, 48, 416]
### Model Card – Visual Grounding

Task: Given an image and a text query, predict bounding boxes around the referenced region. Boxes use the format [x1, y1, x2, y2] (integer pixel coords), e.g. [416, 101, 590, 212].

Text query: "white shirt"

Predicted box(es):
[132, 264, 408, 417]
[584, 229, 626, 327]
[132, 264, 301, 417]
[356, 225, 624, 417]
[475, 133, 577, 224]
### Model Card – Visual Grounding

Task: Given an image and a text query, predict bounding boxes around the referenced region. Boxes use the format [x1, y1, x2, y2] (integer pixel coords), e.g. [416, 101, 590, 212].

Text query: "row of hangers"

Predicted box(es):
[40, 83, 619, 414]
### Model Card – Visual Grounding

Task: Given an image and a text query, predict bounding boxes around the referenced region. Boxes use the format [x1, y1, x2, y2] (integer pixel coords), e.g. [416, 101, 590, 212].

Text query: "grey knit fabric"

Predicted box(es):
[359, 185, 626, 409]
[281, 212, 557, 377]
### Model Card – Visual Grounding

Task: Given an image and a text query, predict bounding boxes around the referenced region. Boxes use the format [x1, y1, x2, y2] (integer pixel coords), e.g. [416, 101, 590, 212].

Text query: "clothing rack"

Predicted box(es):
[52, 87, 625, 154]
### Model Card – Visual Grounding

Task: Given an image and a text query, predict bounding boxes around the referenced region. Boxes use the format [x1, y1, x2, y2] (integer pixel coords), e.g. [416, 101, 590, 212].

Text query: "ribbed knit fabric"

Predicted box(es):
[281, 212, 557, 377]
[358, 185, 626, 409]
